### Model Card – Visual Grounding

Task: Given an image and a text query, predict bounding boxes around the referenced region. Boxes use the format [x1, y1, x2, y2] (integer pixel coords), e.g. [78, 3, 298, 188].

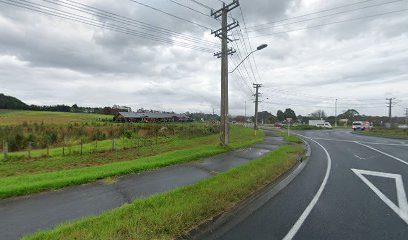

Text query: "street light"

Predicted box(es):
[229, 44, 268, 74]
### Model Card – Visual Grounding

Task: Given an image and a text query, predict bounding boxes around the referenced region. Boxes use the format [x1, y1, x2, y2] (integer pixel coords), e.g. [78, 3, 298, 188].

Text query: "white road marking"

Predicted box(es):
[313, 137, 408, 147]
[355, 142, 408, 166]
[282, 134, 331, 240]
[351, 169, 408, 225]
[354, 154, 366, 160]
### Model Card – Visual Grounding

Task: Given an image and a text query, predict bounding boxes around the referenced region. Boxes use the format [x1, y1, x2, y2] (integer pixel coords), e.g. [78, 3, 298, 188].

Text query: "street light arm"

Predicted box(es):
[229, 43, 267, 74]
[229, 49, 256, 74]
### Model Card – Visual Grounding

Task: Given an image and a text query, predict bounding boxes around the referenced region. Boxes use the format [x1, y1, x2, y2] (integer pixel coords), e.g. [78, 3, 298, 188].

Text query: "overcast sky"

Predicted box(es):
[0, 0, 407, 117]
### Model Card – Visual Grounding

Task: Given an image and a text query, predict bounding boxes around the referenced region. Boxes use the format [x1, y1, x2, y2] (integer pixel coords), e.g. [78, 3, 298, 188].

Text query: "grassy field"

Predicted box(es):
[1, 135, 170, 160]
[24, 144, 304, 240]
[0, 126, 264, 199]
[0, 110, 111, 125]
[358, 128, 408, 139]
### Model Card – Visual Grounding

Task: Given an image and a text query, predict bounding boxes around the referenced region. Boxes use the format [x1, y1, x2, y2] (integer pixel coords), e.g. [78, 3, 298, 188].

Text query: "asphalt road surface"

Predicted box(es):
[206, 129, 408, 240]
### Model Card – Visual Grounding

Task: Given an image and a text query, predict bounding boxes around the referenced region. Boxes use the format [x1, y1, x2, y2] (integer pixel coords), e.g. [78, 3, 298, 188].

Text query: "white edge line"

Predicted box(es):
[282, 134, 332, 240]
[355, 141, 408, 166]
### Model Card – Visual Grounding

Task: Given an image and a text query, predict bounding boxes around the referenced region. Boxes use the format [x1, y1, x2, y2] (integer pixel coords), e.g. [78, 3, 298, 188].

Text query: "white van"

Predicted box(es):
[316, 122, 333, 129]
[352, 121, 372, 131]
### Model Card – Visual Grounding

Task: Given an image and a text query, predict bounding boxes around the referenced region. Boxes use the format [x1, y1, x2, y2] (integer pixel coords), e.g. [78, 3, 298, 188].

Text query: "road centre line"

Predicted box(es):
[354, 142, 408, 166]
[282, 134, 332, 240]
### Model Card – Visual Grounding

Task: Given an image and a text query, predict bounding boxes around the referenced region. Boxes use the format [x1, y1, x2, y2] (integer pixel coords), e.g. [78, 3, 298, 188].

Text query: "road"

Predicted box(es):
[204, 129, 408, 240]
[0, 131, 285, 240]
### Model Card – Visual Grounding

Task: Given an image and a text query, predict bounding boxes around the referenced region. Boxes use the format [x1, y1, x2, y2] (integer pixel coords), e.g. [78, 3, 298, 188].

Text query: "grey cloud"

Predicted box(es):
[0, 0, 407, 116]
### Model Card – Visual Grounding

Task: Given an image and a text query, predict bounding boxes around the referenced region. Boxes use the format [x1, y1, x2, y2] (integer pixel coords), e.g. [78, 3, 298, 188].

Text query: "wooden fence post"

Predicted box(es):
[80, 140, 83, 155]
[122, 136, 125, 150]
[28, 142, 32, 159]
[3, 141, 8, 160]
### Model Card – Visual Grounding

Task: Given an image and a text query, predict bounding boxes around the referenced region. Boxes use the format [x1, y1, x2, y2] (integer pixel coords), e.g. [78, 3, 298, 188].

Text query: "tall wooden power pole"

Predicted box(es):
[386, 98, 395, 126]
[253, 83, 262, 134]
[211, 0, 239, 145]
[335, 98, 338, 128]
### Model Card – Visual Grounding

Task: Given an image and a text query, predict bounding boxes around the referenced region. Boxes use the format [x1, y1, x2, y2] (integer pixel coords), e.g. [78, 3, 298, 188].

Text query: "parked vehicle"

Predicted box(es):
[352, 121, 372, 131]
[309, 120, 332, 129]
[273, 122, 283, 127]
[308, 120, 325, 126]
[316, 122, 333, 129]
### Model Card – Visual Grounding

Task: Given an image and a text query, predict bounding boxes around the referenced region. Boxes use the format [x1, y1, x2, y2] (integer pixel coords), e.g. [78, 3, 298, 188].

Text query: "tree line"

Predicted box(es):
[0, 93, 128, 115]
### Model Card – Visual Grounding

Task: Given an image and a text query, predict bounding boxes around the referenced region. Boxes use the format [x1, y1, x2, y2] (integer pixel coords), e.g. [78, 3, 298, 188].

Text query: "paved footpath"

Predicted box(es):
[0, 131, 286, 240]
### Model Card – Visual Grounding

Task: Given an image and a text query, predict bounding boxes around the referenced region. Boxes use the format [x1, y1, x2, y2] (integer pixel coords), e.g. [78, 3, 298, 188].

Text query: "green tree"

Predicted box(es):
[277, 110, 285, 122]
[339, 109, 360, 121]
[284, 108, 297, 121]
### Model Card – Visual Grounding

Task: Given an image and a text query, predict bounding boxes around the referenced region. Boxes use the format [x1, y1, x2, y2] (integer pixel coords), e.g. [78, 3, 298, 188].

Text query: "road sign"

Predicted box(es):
[352, 168, 408, 225]
[286, 118, 292, 123]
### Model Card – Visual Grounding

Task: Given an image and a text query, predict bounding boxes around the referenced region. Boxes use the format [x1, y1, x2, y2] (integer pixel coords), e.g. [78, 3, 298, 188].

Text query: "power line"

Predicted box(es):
[127, 0, 211, 30]
[247, 0, 405, 32]
[230, 31, 258, 86]
[1, 0, 215, 52]
[168, 0, 212, 18]
[247, 8, 408, 38]
[246, 0, 381, 29]
[238, 6, 263, 85]
[189, 0, 214, 11]
[54, 0, 218, 47]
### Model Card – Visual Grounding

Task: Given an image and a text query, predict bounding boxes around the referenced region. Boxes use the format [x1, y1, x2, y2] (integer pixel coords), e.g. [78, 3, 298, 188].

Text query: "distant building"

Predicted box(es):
[114, 112, 191, 123]
[112, 105, 132, 112]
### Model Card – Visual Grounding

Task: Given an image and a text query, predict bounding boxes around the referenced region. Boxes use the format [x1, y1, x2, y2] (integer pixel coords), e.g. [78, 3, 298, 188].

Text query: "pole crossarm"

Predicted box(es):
[211, 21, 239, 41]
[213, 48, 236, 58]
[211, 0, 239, 19]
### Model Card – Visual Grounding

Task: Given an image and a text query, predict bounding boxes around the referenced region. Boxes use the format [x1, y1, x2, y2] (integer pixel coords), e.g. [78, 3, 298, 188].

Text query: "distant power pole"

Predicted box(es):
[211, 0, 239, 145]
[386, 98, 396, 126]
[335, 99, 338, 128]
[405, 108, 408, 126]
[253, 83, 262, 133]
[244, 100, 247, 121]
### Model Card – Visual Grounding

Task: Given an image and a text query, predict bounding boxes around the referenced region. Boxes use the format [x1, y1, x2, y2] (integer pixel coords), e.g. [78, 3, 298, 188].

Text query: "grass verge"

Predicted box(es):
[356, 128, 408, 140]
[0, 127, 264, 199]
[24, 144, 304, 240]
[272, 129, 304, 144]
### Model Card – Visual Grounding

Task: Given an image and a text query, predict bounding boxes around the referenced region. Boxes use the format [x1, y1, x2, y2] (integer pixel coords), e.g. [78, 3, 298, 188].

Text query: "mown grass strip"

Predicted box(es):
[357, 128, 408, 140]
[272, 129, 304, 144]
[0, 129, 264, 199]
[24, 144, 304, 240]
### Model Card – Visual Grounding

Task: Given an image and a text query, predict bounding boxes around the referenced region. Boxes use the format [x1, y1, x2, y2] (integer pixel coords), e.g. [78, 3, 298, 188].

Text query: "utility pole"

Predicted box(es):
[405, 108, 408, 126]
[211, 0, 239, 145]
[386, 98, 396, 127]
[335, 98, 338, 128]
[253, 83, 262, 134]
[244, 100, 247, 122]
